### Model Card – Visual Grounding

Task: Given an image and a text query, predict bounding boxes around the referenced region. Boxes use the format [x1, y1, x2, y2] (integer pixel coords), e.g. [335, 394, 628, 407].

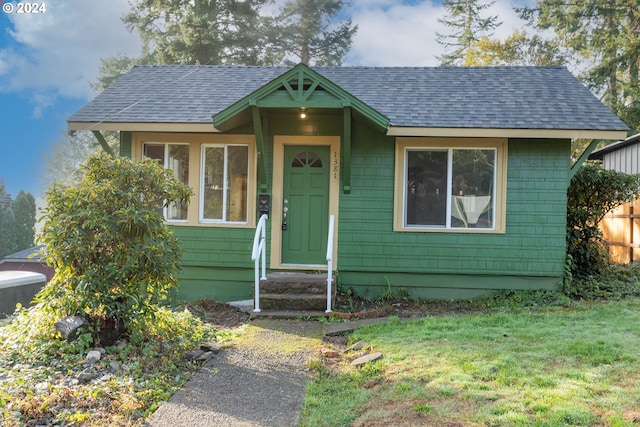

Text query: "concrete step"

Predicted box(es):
[259, 293, 328, 311]
[261, 272, 332, 294]
[256, 272, 337, 311]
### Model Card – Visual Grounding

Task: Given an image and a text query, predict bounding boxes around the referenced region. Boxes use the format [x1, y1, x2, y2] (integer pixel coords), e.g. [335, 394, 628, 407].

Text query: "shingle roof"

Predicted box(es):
[68, 65, 628, 132]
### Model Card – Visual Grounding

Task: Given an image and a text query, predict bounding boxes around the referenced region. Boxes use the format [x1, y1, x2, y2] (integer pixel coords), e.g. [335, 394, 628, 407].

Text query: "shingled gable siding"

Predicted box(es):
[336, 127, 570, 300]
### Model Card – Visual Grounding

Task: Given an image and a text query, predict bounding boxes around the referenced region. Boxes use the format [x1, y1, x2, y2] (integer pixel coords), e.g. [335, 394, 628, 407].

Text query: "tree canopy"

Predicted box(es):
[263, 0, 357, 65]
[520, 0, 640, 133]
[0, 183, 36, 258]
[436, 0, 502, 66]
[94, 0, 357, 90]
[462, 31, 565, 66]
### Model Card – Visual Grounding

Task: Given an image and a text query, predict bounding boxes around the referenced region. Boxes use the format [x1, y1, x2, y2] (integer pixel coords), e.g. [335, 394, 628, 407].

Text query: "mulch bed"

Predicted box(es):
[185, 293, 484, 329]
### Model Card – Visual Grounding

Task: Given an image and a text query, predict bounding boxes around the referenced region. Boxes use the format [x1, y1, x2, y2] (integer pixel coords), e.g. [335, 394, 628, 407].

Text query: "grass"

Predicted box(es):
[300, 298, 640, 426]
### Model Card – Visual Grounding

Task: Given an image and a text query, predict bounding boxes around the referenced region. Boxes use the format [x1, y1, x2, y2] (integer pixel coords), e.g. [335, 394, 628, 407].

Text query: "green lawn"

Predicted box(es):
[300, 299, 640, 426]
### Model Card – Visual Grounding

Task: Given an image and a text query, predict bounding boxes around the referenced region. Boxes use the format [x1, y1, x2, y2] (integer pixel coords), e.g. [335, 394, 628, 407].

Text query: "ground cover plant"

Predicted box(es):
[300, 297, 640, 426]
[0, 303, 231, 426]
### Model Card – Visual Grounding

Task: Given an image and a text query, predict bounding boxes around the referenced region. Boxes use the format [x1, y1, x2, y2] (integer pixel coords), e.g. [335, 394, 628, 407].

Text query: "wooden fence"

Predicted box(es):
[600, 198, 640, 263]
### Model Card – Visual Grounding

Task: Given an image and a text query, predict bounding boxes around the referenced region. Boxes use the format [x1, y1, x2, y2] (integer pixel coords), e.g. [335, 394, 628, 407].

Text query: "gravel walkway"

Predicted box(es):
[145, 319, 324, 427]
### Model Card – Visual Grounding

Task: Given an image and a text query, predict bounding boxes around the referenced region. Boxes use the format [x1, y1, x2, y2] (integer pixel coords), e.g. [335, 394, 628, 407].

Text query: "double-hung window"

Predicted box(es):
[395, 138, 506, 232]
[200, 144, 249, 224]
[143, 143, 189, 221]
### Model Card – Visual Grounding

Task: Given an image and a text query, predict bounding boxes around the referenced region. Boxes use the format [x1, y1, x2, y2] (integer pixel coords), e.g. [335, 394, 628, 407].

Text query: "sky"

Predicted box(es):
[0, 0, 533, 199]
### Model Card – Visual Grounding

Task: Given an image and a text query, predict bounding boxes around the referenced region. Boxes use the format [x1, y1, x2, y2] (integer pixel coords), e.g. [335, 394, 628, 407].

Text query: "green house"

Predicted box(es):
[68, 64, 628, 303]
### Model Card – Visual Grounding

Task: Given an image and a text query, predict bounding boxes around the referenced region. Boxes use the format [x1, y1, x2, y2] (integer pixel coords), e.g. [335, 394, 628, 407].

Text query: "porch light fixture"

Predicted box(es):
[299, 107, 307, 119]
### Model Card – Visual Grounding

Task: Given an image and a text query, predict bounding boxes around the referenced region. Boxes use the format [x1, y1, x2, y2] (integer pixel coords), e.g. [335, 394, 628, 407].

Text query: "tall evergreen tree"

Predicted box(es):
[0, 206, 18, 258]
[124, 0, 267, 65]
[13, 191, 36, 251]
[436, 0, 502, 66]
[521, 0, 640, 132]
[263, 0, 357, 65]
[94, 0, 357, 89]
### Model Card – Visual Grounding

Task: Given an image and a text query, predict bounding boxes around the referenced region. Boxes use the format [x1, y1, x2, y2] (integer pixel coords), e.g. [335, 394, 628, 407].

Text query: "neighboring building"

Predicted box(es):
[68, 64, 628, 302]
[589, 133, 640, 263]
[0, 245, 53, 281]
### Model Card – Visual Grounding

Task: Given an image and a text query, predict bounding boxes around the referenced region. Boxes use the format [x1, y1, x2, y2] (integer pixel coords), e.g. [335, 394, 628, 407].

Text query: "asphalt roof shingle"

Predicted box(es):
[68, 65, 628, 132]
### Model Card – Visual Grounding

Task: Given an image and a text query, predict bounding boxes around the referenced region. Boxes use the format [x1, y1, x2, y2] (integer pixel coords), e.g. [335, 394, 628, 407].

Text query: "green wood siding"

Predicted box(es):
[132, 114, 571, 302]
[336, 129, 570, 300]
[172, 226, 257, 301]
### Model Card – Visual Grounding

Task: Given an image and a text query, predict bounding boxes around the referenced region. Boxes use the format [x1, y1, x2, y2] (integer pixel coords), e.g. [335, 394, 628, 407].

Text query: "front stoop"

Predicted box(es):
[252, 272, 336, 317]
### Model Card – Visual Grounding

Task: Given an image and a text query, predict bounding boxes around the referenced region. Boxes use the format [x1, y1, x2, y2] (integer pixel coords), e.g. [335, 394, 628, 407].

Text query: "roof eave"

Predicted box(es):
[387, 127, 628, 140]
[67, 121, 220, 133]
[589, 132, 640, 159]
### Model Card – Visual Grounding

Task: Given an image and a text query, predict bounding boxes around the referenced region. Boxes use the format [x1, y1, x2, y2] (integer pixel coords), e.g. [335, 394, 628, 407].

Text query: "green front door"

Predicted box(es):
[282, 146, 330, 264]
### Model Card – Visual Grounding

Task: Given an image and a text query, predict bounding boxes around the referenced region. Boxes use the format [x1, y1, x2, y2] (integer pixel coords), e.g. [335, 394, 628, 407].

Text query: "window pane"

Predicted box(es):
[166, 145, 189, 220]
[226, 146, 248, 222]
[203, 147, 224, 220]
[406, 150, 447, 227]
[144, 143, 189, 221]
[143, 144, 164, 163]
[451, 149, 495, 228]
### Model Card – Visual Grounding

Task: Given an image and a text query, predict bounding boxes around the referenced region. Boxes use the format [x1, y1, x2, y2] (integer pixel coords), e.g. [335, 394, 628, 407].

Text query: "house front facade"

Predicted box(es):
[68, 64, 628, 302]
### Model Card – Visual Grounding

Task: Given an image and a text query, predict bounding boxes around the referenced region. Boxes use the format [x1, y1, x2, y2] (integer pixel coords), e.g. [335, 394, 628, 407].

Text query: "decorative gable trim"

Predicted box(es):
[212, 63, 389, 132]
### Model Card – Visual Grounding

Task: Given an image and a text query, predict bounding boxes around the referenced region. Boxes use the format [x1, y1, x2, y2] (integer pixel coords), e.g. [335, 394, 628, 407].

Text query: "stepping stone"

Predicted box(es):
[351, 352, 383, 367]
[345, 340, 366, 352]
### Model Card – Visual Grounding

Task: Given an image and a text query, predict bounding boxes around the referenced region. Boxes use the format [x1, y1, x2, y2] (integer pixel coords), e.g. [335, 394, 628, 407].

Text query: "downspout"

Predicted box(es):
[568, 139, 601, 181]
[91, 131, 116, 157]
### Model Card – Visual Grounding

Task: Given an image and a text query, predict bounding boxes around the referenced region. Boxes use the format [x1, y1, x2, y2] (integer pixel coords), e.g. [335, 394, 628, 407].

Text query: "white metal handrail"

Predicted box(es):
[251, 214, 268, 312]
[325, 214, 335, 313]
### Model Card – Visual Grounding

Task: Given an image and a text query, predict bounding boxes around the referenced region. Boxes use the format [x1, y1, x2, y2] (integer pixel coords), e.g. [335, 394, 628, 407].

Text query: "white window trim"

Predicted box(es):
[394, 137, 507, 233]
[134, 132, 257, 229]
[199, 143, 250, 225]
[143, 142, 190, 223]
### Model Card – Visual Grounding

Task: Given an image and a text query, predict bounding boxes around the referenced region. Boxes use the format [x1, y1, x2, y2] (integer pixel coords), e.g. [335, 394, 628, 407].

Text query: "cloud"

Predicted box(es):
[347, 1, 444, 66]
[0, 0, 140, 113]
[346, 0, 535, 67]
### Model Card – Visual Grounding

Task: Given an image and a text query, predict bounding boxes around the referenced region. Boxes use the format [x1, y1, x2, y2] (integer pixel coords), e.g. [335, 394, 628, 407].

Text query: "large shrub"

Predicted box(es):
[37, 153, 192, 345]
[567, 162, 640, 277]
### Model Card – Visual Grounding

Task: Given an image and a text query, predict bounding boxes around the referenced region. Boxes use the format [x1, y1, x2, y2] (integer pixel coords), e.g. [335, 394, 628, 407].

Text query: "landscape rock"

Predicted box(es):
[321, 348, 340, 358]
[195, 351, 214, 363]
[185, 349, 204, 361]
[86, 350, 101, 363]
[200, 343, 221, 354]
[77, 369, 95, 383]
[345, 340, 366, 352]
[351, 352, 383, 367]
[115, 339, 127, 351]
[54, 316, 86, 342]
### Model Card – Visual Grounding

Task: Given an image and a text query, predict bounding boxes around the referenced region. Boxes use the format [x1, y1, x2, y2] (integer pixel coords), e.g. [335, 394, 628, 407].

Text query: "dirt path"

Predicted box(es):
[145, 319, 324, 427]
